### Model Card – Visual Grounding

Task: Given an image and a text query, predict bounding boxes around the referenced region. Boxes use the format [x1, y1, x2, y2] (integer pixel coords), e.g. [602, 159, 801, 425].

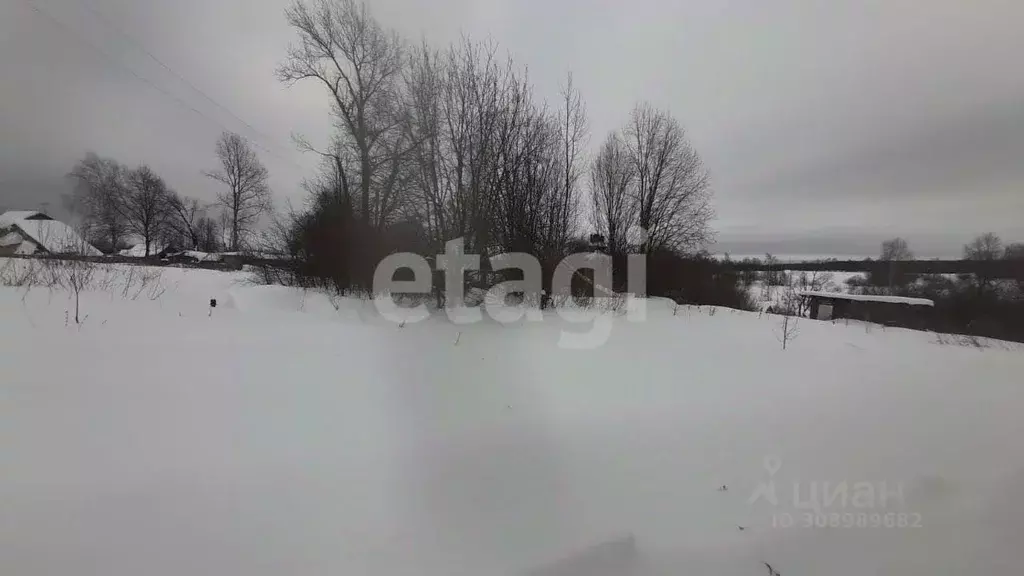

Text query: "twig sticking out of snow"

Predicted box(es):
[776, 314, 799, 350]
[764, 561, 781, 576]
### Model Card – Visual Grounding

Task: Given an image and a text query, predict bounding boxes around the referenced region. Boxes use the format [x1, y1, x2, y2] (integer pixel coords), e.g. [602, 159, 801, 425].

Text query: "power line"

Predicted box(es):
[77, 0, 285, 155]
[21, 0, 307, 173]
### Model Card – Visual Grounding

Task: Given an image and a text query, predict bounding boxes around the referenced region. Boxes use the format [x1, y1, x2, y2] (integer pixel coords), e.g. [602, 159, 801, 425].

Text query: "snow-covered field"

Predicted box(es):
[2, 260, 1024, 575]
[748, 270, 864, 312]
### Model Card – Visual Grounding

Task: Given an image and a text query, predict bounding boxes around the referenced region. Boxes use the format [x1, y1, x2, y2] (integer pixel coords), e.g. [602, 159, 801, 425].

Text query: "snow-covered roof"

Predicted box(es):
[0, 210, 100, 256]
[9, 220, 102, 256]
[0, 210, 48, 228]
[797, 290, 934, 307]
[0, 231, 23, 246]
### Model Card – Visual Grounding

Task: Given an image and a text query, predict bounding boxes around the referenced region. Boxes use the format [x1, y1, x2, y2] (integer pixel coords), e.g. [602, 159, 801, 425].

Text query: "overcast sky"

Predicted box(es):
[2, 0, 1022, 257]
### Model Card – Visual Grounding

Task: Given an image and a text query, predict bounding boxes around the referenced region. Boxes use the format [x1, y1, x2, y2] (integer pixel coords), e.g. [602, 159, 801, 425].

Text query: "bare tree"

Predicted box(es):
[66, 153, 128, 253]
[964, 232, 1003, 260]
[549, 72, 587, 257]
[881, 237, 913, 260]
[166, 193, 206, 250]
[431, 38, 506, 254]
[217, 209, 233, 250]
[963, 232, 1004, 296]
[195, 214, 223, 252]
[763, 253, 785, 287]
[123, 165, 172, 257]
[879, 237, 914, 288]
[787, 270, 835, 316]
[42, 232, 99, 325]
[404, 37, 554, 260]
[490, 67, 560, 258]
[205, 131, 271, 251]
[623, 102, 713, 253]
[590, 132, 635, 256]
[63, 257, 96, 325]
[278, 0, 406, 229]
[402, 41, 447, 250]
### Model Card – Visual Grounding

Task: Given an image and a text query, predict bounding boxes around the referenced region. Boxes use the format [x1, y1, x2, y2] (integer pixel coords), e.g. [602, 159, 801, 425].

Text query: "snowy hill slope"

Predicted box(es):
[2, 261, 1023, 575]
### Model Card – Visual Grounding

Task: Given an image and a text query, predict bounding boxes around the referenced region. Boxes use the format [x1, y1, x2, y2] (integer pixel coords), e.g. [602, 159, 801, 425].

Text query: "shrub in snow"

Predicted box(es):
[776, 314, 799, 350]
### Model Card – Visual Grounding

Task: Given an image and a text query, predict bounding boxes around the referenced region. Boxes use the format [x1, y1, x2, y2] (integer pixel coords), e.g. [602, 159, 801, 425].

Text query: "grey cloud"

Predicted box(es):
[731, 98, 1024, 201]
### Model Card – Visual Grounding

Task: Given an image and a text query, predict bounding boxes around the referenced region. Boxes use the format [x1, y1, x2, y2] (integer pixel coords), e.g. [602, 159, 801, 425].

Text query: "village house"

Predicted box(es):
[0, 211, 102, 256]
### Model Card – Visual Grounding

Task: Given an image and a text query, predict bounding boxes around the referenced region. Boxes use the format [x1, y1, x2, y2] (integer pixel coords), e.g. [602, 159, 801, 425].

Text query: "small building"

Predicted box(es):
[219, 253, 245, 270]
[0, 211, 102, 256]
[798, 290, 934, 329]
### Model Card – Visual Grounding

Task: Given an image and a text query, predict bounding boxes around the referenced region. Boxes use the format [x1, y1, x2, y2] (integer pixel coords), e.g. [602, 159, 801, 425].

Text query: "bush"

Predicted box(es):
[644, 250, 756, 311]
[275, 194, 390, 292]
[857, 274, 1024, 343]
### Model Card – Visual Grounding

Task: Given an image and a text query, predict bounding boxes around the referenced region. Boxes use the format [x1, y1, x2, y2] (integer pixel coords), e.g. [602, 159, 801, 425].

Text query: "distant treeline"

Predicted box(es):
[4, 251, 289, 273]
[723, 258, 1024, 279]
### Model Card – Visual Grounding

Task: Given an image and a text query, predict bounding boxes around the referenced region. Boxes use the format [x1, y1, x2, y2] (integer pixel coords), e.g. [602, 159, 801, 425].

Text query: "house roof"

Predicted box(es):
[0, 231, 24, 246]
[0, 210, 50, 228]
[0, 211, 101, 256]
[14, 221, 102, 256]
[797, 290, 934, 307]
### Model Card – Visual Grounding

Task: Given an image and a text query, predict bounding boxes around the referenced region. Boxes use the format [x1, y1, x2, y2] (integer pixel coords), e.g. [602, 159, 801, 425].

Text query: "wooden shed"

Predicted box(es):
[798, 290, 935, 329]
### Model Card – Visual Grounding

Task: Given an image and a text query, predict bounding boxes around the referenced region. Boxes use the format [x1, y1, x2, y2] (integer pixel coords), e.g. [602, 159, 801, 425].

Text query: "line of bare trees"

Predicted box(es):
[849, 233, 1024, 342]
[874, 233, 1022, 265]
[274, 0, 714, 292]
[67, 132, 271, 254]
[865, 233, 1024, 290]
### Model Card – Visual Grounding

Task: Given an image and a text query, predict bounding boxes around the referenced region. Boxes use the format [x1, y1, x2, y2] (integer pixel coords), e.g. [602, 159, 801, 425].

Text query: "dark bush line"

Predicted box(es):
[852, 277, 1024, 344]
[726, 258, 1024, 279]
[264, 203, 758, 312]
[633, 251, 756, 311]
[3, 252, 293, 273]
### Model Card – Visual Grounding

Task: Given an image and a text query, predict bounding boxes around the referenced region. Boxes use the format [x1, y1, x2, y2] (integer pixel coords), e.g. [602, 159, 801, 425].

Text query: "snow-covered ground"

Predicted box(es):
[2, 259, 1024, 575]
[714, 253, 871, 262]
[118, 242, 166, 257]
